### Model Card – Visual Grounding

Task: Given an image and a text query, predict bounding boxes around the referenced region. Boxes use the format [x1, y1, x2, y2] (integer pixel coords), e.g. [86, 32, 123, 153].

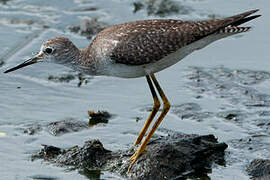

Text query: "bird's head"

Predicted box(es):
[4, 37, 80, 73]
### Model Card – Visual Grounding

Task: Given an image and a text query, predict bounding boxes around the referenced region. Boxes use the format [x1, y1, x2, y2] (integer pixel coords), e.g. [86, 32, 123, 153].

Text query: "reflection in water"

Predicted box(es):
[79, 168, 101, 179]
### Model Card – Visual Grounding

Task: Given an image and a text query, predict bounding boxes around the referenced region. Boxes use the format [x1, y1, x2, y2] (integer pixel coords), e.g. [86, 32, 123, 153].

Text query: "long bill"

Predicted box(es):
[4, 55, 43, 74]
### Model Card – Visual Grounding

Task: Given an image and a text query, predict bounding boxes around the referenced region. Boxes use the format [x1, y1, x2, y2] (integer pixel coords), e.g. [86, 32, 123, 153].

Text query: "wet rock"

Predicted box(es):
[32, 133, 227, 179]
[88, 110, 111, 126]
[117, 134, 227, 179]
[32, 139, 111, 169]
[247, 159, 270, 180]
[23, 124, 42, 135]
[67, 18, 108, 39]
[171, 103, 213, 122]
[133, 0, 191, 17]
[47, 119, 89, 136]
[217, 110, 248, 122]
[31, 144, 64, 161]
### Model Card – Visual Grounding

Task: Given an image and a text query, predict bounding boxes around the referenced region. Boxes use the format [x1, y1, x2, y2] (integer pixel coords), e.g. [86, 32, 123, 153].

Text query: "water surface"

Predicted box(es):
[0, 0, 269, 179]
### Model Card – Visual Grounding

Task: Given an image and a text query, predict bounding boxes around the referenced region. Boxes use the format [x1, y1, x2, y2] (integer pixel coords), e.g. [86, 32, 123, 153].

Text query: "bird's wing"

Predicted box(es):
[107, 9, 259, 66]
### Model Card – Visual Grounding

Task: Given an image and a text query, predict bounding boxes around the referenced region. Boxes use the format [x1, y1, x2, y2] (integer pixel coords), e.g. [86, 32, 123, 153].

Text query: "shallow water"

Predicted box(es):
[0, 0, 269, 179]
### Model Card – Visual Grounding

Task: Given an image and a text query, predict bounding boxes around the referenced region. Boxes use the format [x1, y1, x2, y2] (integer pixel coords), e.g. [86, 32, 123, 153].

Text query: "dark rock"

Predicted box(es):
[133, 0, 191, 17]
[67, 18, 108, 39]
[31, 144, 64, 161]
[88, 110, 111, 126]
[47, 119, 89, 136]
[247, 159, 270, 180]
[56, 140, 111, 168]
[120, 134, 227, 179]
[23, 124, 42, 135]
[32, 133, 227, 179]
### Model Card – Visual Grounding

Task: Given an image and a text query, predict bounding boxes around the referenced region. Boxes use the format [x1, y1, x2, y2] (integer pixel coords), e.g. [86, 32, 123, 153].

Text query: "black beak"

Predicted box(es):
[4, 55, 42, 74]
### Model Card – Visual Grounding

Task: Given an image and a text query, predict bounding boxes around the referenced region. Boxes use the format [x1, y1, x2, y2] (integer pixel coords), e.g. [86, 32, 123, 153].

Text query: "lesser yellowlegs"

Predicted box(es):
[4, 9, 260, 171]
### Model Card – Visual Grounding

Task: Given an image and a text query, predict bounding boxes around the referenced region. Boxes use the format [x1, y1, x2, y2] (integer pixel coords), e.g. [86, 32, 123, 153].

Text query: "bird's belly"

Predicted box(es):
[102, 62, 147, 78]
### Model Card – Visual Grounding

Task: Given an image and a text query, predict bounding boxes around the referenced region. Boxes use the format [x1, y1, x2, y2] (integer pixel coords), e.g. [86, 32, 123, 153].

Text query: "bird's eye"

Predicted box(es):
[45, 47, 53, 54]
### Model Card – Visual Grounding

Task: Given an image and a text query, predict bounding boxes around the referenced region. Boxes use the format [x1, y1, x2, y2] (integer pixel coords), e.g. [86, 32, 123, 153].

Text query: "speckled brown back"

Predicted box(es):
[88, 9, 259, 66]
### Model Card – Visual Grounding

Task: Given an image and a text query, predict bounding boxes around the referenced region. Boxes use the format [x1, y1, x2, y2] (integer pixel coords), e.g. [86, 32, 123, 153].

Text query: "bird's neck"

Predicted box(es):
[73, 48, 101, 76]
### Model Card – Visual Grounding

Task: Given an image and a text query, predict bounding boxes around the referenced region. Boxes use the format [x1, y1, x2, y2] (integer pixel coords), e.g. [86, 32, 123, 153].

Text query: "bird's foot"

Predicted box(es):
[127, 146, 147, 172]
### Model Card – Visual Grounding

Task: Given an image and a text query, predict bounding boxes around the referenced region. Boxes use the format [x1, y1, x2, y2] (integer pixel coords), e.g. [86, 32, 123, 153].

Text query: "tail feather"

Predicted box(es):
[218, 26, 251, 34]
[213, 9, 260, 35]
[230, 15, 261, 27]
[224, 9, 260, 27]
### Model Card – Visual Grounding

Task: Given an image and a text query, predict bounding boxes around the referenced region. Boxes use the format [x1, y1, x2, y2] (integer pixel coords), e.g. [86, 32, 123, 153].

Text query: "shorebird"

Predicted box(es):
[4, 9, 260, 171]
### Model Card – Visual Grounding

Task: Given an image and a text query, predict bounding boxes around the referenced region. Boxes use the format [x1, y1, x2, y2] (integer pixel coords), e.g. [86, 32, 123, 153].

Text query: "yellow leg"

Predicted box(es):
[133, 75, 160, 146]
[128, 74, 171, 172]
